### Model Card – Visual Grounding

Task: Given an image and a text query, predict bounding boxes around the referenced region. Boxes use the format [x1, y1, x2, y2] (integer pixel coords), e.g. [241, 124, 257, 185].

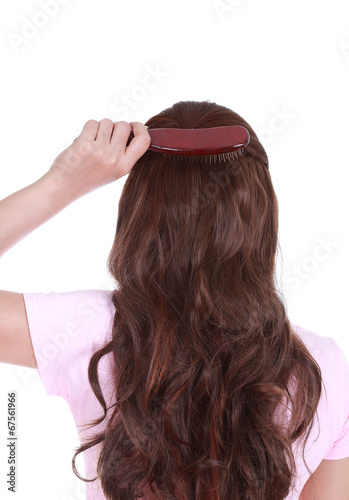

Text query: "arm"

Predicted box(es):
[0, 119, 150, 258]
[299, 457, 349, 500]
[0, 171, 77, 258]
[0, 172, 79, 368]
[0, 119, 150, 368]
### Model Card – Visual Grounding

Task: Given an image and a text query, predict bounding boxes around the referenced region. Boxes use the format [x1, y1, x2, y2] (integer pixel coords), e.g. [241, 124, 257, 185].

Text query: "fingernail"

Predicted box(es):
[144, 125, 148, 129]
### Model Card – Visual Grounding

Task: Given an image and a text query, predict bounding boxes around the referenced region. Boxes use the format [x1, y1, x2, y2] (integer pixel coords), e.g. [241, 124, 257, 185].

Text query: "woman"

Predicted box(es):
[1, 100, 348, 499]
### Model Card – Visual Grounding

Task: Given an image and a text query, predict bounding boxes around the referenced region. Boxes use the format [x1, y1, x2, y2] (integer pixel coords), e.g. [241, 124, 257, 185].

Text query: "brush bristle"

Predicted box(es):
[162, 149, 244, 164]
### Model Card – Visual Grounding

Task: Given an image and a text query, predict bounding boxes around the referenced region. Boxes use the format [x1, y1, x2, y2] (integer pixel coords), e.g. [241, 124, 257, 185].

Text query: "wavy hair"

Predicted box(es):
[72, 101, 324, 499]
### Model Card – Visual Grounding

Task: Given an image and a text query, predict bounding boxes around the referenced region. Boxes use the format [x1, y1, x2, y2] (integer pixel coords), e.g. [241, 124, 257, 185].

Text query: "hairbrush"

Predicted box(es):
[126, 125, 250, 164]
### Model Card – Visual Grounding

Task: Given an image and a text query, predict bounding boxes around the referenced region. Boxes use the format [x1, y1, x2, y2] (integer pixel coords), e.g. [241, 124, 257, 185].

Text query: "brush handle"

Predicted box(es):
[126, 126, 250, 156]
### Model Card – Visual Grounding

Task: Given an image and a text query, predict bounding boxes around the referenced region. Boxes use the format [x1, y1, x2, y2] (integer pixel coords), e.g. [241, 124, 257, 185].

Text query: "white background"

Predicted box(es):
[0, 0, 348, 498]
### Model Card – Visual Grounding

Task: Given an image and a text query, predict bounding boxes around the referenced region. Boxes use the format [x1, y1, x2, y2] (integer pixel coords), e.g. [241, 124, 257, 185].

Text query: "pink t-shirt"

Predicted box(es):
[23, 289, 349, 500]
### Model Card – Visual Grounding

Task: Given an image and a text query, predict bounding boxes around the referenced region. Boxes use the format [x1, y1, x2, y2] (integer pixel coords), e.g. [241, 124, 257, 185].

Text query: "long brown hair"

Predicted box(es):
[72, 101, 324, 499]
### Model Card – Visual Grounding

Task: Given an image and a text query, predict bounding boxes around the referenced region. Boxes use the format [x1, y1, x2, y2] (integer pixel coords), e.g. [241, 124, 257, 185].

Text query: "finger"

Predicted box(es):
[110, 121, 132, 151]
[124, 122, 151, 165]
[79, 119, 99, 141]
[95, 118, 114, 144]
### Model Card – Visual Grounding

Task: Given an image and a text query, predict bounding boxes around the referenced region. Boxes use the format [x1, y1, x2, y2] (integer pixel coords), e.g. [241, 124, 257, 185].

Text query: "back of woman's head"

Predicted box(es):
[72, 101, 324, 500]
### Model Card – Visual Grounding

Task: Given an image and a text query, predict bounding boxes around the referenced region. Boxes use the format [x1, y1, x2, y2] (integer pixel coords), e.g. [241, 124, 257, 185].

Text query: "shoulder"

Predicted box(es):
[290, 322, 339, 367]
[290, 322, 349, 441]
[23, 288, 115, 333]
[21, 288, 116, 399]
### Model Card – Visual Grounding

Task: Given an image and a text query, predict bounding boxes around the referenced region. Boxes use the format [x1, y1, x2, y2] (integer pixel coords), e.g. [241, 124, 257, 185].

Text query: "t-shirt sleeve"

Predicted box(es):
[22, 289, 114, 401]
[323, 338, 349, 460]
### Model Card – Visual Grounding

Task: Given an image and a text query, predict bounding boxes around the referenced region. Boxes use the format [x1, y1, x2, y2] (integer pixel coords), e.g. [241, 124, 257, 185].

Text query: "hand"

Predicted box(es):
[47, 119, 151, 197]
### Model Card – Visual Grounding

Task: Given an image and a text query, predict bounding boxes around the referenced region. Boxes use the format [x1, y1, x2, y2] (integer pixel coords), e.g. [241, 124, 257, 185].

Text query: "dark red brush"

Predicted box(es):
[127, 125, 250, 164]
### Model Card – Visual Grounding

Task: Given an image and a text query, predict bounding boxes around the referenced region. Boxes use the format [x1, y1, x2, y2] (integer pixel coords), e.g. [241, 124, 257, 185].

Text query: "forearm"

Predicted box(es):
[0, 120, 150, 258]
[0, 171, 79, 258]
